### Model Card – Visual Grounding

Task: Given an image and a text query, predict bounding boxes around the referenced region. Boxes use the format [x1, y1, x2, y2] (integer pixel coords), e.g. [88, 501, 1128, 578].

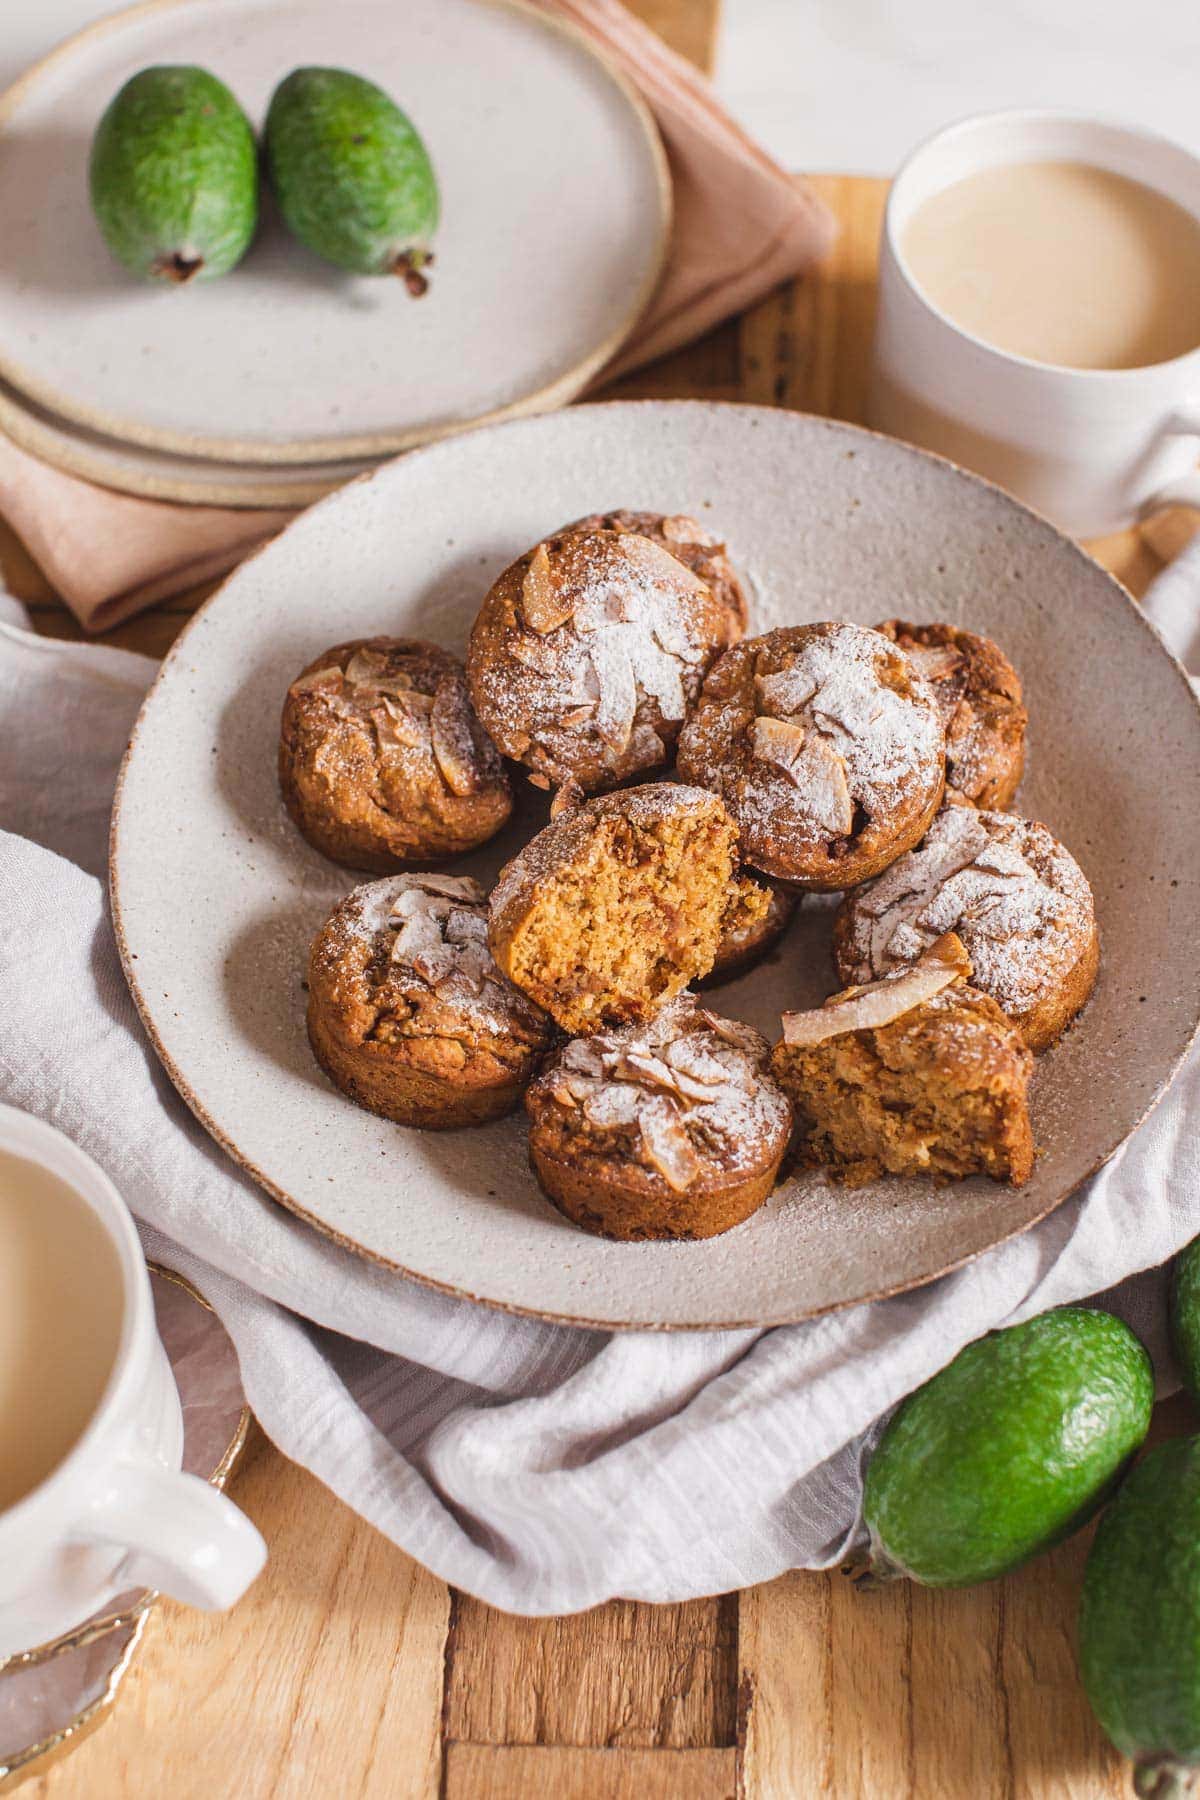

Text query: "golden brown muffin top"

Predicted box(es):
[833, 805, 1095, 1018]
[467, 529, 740, 795]
[677, 621, 946, 885]
[565, 509, 748, 634]
[285, 637, 507, 801]
[311, 874, 553, 1051]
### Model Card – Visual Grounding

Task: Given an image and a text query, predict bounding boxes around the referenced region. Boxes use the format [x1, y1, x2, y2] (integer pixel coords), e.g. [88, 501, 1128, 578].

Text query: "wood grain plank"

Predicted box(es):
[738, 1398, 1198, 1800]
[34, 1430, 449, 1800]
[740, 1551, 1112, 1799]
[736, 1569, 832, 1798]
[445, 1594, 737, 1749]
[739, 1566, 913, 1800]
[908, 1583, 1011, 1798]
[998, 1528, 1124, 1800]
[444, 1743, 736, 1800]
[738, 174, 885, 423]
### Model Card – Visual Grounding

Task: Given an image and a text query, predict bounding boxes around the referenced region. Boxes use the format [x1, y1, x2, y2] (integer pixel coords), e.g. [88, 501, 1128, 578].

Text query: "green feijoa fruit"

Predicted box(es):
[1080, 1436, 1200, 1798]
[1171, 1236, 1200, 1403]
[88, 66, 258, 283]
[264, 68, 439, 290]
[857, 1308, 1154, 1588]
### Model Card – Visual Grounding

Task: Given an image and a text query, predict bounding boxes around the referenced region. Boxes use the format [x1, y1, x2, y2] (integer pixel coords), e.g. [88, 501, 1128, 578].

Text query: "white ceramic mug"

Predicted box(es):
[869, 110, 1200, 538]
[0, 1105, 266, 1659]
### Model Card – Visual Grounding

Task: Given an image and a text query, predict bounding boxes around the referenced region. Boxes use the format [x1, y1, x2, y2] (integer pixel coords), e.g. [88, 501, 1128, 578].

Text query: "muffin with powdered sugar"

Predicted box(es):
[677, 621, 946, 890]
[526, 996, 792, 1240]
[467, 526, 742, 797]
[280, 638, 511, 872]
[307, 873, 555, 1128]
[832, 805, 1099, 1052]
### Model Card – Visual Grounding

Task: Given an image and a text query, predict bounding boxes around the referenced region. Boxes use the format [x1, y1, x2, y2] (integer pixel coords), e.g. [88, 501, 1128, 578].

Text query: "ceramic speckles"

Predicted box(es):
[110, 402, 1200, 1329]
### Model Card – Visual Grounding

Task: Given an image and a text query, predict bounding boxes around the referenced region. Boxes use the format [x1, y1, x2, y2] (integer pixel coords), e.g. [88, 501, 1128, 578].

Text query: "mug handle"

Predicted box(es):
[81, 1462, 267, 1610]
[1142, 402, 1200, 514]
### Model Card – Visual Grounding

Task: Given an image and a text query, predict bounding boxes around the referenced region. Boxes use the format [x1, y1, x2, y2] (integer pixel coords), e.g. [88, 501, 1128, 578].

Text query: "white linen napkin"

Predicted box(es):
[1, 581, 1197, 1615]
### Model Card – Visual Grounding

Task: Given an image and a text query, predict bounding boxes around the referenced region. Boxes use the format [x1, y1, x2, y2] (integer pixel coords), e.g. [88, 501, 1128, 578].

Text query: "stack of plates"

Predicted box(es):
[0, 0, 671, 506]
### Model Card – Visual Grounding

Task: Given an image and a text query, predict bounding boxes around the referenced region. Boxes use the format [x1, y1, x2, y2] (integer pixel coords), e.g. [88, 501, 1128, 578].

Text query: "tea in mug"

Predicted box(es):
[0, 1151, 124, 1512]
[902, 160, 1200, 370]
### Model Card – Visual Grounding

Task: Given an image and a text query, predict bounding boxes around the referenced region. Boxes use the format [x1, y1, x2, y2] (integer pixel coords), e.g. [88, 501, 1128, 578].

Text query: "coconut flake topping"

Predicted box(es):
[537, 996, 790, 1192]
[840, 807, 1095, 1012]
[340, 874, 549, 1038]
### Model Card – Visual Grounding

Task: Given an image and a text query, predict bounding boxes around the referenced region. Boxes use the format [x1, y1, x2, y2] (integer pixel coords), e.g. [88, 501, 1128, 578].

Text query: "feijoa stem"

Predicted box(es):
[1134, 1755, 1199, 1798]
[153, 251, 204, 284]
[393, 249, 432, 296]
[841, 1545, 905, 1591]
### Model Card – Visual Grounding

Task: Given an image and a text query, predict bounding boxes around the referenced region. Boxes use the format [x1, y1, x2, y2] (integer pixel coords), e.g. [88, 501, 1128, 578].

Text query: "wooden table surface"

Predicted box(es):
[6, 3, 1194, 1795]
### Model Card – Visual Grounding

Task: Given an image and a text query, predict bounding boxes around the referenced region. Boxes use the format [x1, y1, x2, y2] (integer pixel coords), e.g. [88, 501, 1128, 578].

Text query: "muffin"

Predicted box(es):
[526, 996, 792, 1239]
[676, 621, 946, 889]
[307, 873, 554, 1128]
[488, 783, 768, 1035]
[565, 509, 749, 634]
[702, 878, 798, 986]
[280, 638, 511, 872]
[877, 619, 1027, 809]
[772, 935, 1035, 1186]
[467, 527, 742, 796]
[832, 805, 1099, 1052]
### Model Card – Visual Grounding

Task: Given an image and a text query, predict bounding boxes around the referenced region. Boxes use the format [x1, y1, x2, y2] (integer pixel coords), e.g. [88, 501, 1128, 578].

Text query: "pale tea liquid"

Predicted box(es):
[902, 160, 1200, 369]
[0, 1152, 124, 1512]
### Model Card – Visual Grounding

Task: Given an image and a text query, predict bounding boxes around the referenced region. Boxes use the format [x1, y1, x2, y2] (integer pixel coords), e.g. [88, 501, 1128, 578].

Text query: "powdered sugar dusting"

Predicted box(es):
[531, 996, 791, 1190]
[841, 808, 1095, 1012]
[678, 622, 945, 870]
[473, 530, 726, 786]
[329, 874, 550, 1039]
[751, 624, 943, 817]
[566, 508, 748, 631]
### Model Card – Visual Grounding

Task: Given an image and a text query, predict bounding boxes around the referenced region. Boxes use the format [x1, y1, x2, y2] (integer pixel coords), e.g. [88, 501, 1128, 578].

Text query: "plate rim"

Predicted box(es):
[0, 375, 368, 507]
[108, 398, 1200, 1331]
[0, 0, 672, 465]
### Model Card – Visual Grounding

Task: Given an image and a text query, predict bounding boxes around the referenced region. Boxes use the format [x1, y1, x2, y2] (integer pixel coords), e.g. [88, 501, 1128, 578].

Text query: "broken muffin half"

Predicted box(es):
[771, 934, 1035, 1187]
[489, 783, 768, 1035]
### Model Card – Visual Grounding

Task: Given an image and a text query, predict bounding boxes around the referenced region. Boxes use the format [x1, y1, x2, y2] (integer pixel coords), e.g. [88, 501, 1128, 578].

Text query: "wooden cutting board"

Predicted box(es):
[7, 3, 1192, 1796]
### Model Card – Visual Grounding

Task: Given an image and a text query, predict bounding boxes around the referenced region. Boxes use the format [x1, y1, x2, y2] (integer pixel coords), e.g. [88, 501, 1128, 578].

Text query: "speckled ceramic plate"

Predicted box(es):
[0, 0, 669, 464]
[110, 402, 1200, 1330]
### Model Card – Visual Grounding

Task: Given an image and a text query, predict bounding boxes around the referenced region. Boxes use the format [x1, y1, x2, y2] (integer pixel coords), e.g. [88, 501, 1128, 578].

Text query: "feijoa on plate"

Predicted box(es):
[89, 65, 258, 283]
[264, 67, 439, 291]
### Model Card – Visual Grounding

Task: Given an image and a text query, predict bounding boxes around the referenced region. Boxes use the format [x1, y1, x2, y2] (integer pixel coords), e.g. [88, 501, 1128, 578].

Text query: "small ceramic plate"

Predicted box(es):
[110, 402, 1200, 1330]
[0, 0, 669, 464]
[0, 376, 375, 508]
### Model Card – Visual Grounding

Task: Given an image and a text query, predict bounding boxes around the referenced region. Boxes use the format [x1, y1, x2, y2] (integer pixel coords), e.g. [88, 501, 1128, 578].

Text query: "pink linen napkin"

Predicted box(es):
[0, 0, 834, 634]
